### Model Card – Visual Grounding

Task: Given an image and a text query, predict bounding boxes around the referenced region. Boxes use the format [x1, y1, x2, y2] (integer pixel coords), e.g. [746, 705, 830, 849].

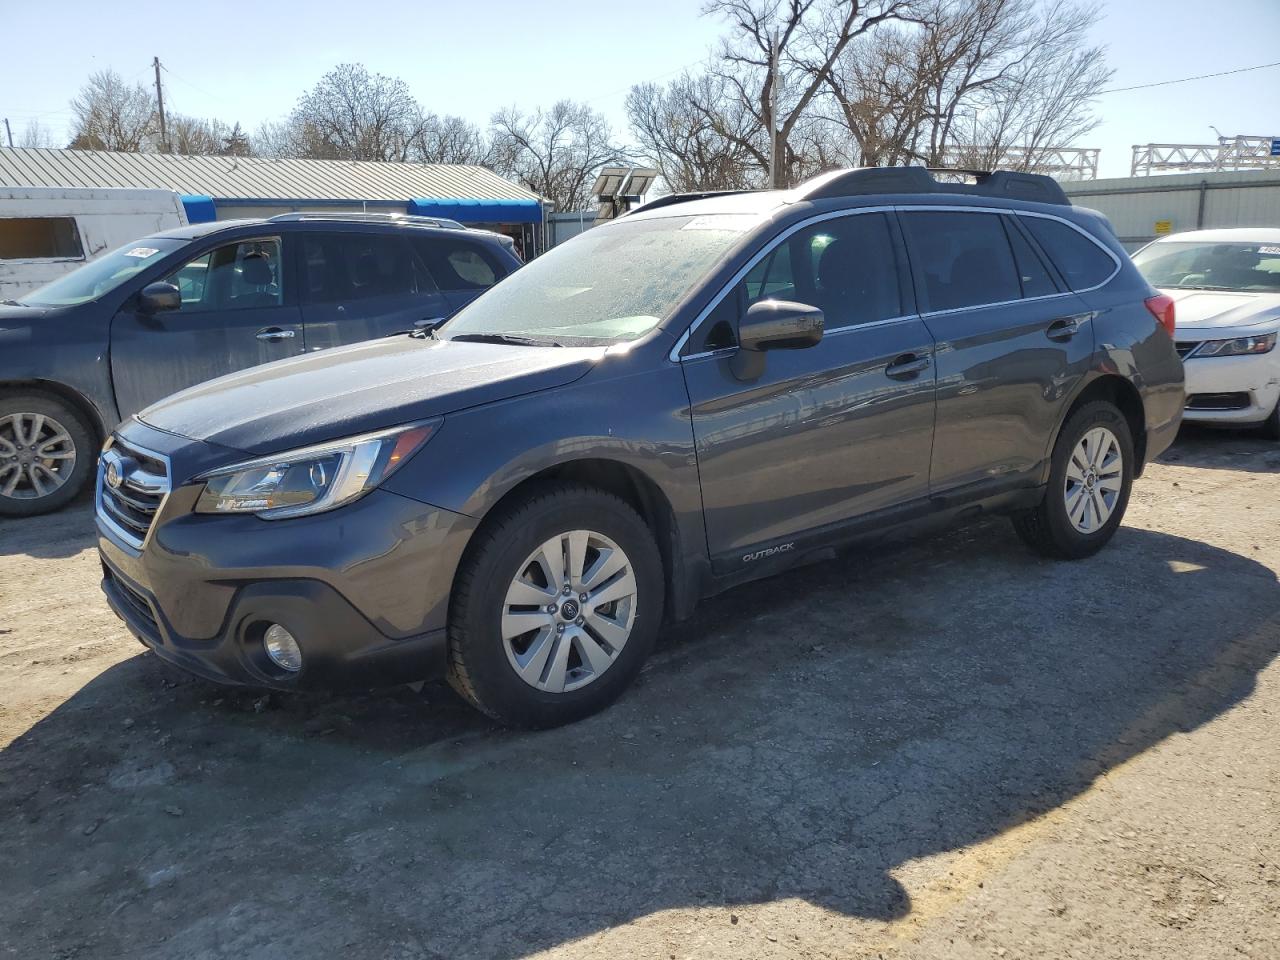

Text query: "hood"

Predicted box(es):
[0, 301, 51, 330]
[1163, 289, 1280, 332]
[138, 335, 602, 454]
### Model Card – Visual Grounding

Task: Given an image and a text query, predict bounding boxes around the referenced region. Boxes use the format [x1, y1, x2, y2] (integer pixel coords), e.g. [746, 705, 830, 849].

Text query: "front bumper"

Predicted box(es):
[98, 481, 476, 691]
[1181, 351, 1280, 426]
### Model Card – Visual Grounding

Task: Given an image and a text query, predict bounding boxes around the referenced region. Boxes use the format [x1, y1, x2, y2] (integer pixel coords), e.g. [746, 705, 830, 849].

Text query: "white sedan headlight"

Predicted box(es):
[1191, 333, 1277, 358]
[194, 420, 438, 518]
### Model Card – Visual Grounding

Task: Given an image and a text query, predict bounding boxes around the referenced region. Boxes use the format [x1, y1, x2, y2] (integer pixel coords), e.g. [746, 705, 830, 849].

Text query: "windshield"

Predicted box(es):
[440, 214, 754, 344]
[1134, 240, 1280, 293]
[18, 238, 188, 307]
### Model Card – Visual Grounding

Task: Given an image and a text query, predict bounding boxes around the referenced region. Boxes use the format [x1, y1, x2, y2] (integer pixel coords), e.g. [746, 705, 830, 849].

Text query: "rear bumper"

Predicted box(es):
[1182, 353, 1280, 426]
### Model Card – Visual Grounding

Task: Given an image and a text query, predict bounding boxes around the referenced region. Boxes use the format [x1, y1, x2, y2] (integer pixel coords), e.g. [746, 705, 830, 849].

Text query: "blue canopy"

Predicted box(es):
[408, 197, 542, 224]
[180, 194, 217, 224]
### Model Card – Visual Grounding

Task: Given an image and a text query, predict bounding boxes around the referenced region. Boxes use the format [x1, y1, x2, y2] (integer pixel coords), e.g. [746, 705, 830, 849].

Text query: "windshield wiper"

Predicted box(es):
[447, 332, 562, 347]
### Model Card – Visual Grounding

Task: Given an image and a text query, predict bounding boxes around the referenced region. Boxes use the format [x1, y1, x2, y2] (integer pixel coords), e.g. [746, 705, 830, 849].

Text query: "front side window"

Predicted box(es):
[1021, 217, 1116, 291]
[163, 238, 282, 311]
[1133, 240, 1280, 293]
[17, 237, 188, 307]
[442, 214, 753, 345]
[899, 211, 1022, 312]
[0, 217, 84, 260]
[695, 213, 903, 352]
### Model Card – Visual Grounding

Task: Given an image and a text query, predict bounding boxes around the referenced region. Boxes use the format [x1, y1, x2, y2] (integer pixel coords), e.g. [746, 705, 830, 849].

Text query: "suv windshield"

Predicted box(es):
[18, 238, 188, 307]
[440, 214, 753, 344]
[1134, 240, 1280, 293]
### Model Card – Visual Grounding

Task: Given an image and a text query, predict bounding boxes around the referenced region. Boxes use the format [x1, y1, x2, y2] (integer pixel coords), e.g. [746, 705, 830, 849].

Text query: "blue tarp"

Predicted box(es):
[180, 194, 217, 224]
[408, 197, 542, 224]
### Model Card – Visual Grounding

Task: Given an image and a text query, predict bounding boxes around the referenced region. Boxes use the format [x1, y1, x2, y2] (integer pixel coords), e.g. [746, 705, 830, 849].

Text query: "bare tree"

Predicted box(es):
[415, 114, 491, 165]
[16, 120, 57, 149]
[704, 0, 911, 187]
[165, 116, 254, 157]
[489, 101, 627, 211]
[69, 69, 156, 151]
[626, 73, 763, 192]
[283, 63, 426, 161]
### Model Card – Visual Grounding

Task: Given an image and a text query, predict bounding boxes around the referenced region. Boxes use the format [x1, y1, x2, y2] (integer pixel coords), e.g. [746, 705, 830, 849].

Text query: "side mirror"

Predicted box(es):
[138, 282, 180, 314]
[730, 299, 824, 380]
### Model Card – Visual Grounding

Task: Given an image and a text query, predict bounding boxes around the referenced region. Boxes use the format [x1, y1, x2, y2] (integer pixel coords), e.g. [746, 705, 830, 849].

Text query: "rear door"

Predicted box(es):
[409, 235, 509, 312]
[109, 235, 303, 419]
[897, 208, 1098, 496]
[680, 211, 937, 569]
[298, 231, 451, 350]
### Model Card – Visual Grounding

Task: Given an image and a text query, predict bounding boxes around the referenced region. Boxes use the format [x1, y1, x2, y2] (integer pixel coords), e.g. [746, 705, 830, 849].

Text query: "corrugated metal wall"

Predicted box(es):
[1063, 171, 1280, 251]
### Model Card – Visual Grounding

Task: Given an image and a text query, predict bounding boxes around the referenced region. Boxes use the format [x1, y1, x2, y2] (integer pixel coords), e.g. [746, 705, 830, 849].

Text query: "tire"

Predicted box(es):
[1263, 399, 1280, 441]
[447, 483, 665, 728]
[0, 392, 96, 517]
[1012, 400, 1135, 560]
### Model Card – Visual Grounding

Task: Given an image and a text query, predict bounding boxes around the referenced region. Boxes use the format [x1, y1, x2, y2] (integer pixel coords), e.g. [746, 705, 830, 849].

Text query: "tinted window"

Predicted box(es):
[162, 238, 282, 312]
[0, 217, 84, 260]
[1004, 218, 1058, 298]
[413, 237, 505, 292]
[900, 211, 1021, 312]
[303, 234, 433, 304]
[696, 213, 902, 351]
[1021, 217, 1115, 291]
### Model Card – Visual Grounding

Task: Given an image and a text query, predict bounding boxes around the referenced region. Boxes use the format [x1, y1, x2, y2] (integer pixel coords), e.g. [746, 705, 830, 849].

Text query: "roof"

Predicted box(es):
[0, 147, 542, 206]
[1148, 227, 1280, 243]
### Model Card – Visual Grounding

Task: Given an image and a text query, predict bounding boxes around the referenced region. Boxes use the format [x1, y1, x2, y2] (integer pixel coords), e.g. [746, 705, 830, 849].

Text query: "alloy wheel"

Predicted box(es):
[0, 412, 77, 501]
[1064, 426, 1123, 534]
[501, 529, 638, 693]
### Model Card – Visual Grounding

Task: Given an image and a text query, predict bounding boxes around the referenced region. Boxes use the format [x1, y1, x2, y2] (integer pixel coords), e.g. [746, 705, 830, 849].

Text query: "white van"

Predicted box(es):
[0, 187, 188, 299]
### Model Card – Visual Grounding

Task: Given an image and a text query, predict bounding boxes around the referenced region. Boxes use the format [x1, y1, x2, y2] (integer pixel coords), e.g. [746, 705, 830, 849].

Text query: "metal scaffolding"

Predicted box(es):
[935, 146, 1100, 180]
[1131, 136, 1280, 176]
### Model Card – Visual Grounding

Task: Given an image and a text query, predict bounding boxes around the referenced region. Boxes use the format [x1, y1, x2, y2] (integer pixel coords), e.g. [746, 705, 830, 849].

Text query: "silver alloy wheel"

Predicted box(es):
[0, 412, 77, 500]
[501, 529, 638, 694]
[1064, 426, 1123, 534]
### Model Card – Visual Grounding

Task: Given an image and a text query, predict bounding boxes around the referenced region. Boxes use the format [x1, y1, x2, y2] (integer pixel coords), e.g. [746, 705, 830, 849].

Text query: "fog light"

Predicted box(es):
[263, 623, 302, 672]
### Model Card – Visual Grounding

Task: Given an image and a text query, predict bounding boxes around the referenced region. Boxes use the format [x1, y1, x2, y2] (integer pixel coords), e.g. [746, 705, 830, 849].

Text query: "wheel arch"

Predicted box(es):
[0, 379, 110, 445]
[1051, 373, 1148, 478]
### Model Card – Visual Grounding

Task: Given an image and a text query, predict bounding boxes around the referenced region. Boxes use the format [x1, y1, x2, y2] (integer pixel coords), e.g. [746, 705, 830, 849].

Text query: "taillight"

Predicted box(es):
[1145, 294, 1176, 338]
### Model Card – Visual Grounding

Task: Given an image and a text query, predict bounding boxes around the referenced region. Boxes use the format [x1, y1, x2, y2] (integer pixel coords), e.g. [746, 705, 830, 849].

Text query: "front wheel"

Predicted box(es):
[447, 484, 665, 728]
[1263, 398, 1280, 441]
[0, 394, 96, 517]
[1012, 400, 1134, 560]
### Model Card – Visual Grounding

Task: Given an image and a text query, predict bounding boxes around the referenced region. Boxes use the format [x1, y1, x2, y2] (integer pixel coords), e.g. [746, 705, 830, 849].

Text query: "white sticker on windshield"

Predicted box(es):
[124, 247, 161, 258]
[1258, 245, 1280, 255]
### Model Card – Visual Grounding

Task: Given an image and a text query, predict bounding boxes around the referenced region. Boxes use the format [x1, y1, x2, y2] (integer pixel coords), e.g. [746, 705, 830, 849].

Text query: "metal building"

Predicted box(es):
[1062, 170, 1280, 251]
[0, 147, 547, 253]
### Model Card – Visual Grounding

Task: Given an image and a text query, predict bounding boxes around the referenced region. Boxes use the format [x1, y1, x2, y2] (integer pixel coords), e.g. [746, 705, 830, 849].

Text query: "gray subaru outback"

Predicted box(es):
[97, 168, 1184, 727]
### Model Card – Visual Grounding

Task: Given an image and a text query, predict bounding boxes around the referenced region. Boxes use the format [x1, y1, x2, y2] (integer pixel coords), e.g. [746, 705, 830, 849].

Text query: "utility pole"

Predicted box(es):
[153, 56, 168, 152]
[767, 31, 780, 189]
[3, 118, 12, 149]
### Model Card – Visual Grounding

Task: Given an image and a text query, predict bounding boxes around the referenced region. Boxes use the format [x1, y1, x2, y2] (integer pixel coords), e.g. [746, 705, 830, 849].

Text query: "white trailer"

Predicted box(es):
[0, 186, 188, 299]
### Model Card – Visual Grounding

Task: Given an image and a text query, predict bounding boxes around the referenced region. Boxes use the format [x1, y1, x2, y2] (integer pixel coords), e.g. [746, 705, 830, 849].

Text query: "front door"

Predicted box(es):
[109, 235, 304, 420]
[680, 212, 937, 571]
[298, 232, 452, 351]
[897, 209, 1096, 495]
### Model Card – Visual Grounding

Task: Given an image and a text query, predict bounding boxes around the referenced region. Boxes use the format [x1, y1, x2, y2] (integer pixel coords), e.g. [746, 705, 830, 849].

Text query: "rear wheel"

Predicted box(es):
[0, 394, 95, 517]
[1012, 400, 1134, 560]
[447, 483, 664, 728]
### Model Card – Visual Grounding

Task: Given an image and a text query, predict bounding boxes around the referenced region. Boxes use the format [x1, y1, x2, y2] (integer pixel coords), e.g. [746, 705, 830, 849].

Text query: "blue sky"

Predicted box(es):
[1, 0, 1277, 179]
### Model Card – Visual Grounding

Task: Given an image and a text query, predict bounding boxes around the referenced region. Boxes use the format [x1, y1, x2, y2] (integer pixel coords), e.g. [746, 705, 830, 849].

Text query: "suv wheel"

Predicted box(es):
[1012, 400, 1134, 560]
[0, 393, 95, 517]
[447, 483, 664, 727]
[1263, 399, 1280, 441]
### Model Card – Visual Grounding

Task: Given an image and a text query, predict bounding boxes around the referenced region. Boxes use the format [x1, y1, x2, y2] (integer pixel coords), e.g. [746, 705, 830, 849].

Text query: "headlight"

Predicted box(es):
[1191, 333, 1277, 358]
[194, 420, 438, 518]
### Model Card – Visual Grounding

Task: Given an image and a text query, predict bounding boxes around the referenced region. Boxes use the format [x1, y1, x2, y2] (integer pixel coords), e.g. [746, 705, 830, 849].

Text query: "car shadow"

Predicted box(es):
[2, 521, 1278, 959]
[1159, 424, 1280, 474]
[0, 494, 98, 560]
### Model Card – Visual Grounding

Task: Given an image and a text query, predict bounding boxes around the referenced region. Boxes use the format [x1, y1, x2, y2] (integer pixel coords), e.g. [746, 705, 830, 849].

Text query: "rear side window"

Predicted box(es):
[303, 234, 433, 303]
[1003, 218, 1059, 298]
[1020, 217, 1116, 291]
[0, 217, 84, 260]
[899, 211, 1021, 311]
[412, 237, 506, 291]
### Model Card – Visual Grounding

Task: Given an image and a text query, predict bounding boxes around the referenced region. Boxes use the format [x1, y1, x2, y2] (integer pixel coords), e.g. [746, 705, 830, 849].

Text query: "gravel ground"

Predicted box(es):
[1, 426, 1277, 960]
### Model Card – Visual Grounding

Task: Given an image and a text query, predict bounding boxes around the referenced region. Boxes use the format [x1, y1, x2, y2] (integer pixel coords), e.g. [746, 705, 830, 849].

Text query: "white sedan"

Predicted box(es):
[1133, 228, 1280, 439]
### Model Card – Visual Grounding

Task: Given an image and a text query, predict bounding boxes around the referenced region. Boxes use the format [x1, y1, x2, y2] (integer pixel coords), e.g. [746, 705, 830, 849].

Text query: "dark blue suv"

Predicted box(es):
[0, 214, 520, 515]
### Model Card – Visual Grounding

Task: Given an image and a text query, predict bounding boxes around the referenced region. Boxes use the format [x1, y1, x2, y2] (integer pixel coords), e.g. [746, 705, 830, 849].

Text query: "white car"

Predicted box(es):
[1133, 228, 1280, 439]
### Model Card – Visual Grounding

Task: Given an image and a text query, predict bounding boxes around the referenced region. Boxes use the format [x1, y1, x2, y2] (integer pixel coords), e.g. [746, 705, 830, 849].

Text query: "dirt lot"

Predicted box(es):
[1, 427, 1278, 960]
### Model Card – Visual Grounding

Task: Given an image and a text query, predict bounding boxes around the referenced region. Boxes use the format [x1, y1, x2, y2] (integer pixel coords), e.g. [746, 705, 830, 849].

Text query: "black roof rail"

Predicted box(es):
[267, 212, 468, 229]
[797, 166, 1070, 206]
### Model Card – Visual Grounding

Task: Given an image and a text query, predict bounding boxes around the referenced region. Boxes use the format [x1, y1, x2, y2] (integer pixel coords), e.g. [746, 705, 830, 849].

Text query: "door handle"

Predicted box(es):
[885, 353, 931, 380]
[256, 327, 296, 342]
[1046, 314, 1090, 341]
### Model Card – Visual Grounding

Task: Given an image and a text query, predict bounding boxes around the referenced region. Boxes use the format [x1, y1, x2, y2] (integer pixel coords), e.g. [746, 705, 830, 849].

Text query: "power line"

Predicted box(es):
[1100, 60, 1280, 94]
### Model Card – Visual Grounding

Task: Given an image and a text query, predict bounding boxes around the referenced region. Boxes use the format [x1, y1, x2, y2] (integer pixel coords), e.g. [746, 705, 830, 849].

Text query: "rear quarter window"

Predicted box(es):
[412, 237, 507, 292]
[1021, 217, 1117, 291]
